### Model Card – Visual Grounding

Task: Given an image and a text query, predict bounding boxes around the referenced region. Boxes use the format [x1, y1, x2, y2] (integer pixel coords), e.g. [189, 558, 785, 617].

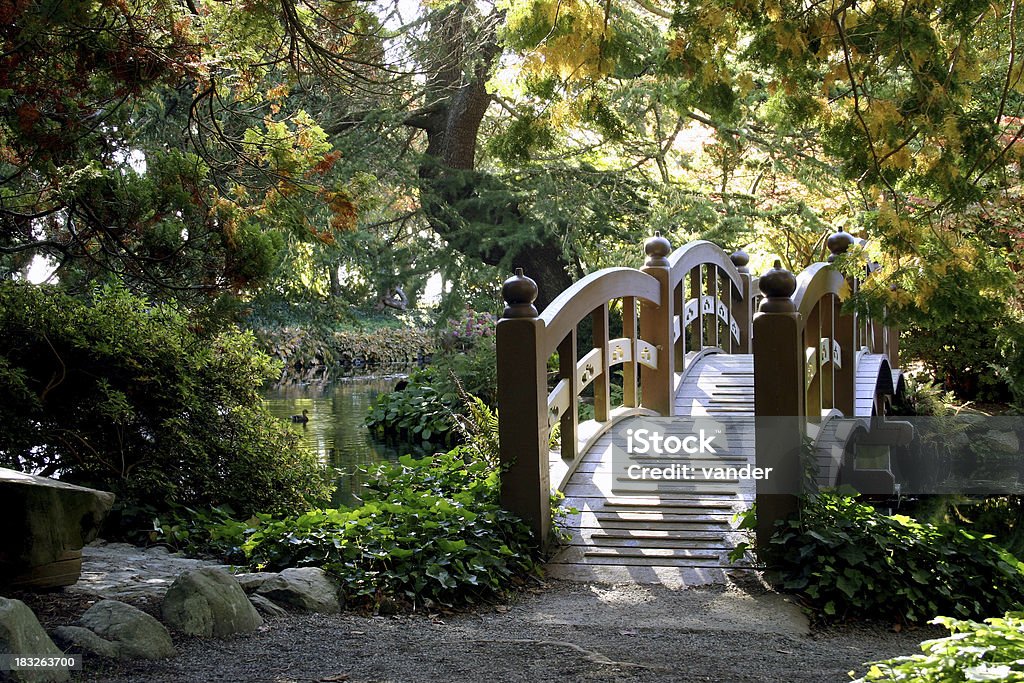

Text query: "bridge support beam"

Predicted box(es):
[752, 262, 804, 552]
[496, 270, 551, 545]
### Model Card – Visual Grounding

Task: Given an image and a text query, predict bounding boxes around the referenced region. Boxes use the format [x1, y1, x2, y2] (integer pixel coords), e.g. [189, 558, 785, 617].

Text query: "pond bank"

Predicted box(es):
[254, 326, 434, 372]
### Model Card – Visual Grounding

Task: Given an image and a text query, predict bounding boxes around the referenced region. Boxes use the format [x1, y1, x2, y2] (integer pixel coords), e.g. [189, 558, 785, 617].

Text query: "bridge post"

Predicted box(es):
[730, 250, 753, 354]
[752, 261, 803, 551]
[496, 269, 550, 544]
[828, 231, 857, 416]
[639, 233, 675, 416]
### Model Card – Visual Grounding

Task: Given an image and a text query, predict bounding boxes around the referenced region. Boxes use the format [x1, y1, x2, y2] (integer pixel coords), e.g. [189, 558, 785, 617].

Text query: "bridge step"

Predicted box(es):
[549, 353, 761, 585]
[544, 563, 729, 587]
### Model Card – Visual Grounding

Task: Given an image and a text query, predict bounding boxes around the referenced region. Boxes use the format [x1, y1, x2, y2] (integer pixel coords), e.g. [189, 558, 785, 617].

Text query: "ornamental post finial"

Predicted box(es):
[758, 260, 797, 313]
[730, 249, 750, 273]
[501, 268, 539, 318]
[826, 231, 855, 263]
[644, 231, 672, 267]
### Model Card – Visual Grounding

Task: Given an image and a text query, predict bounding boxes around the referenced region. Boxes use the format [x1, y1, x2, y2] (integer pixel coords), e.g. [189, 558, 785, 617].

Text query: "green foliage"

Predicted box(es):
[855, 613, 1024, 682]
[366, 337, 498, 445]
[365, 379, 460, 446]
[893, 373, 956, 417]
[146, 503, 248, 560]
[921, 497, 1024, 561]
[746, 492, 1024, 623]
[217, 450, 537, 608]
[0, 282, 333, 537]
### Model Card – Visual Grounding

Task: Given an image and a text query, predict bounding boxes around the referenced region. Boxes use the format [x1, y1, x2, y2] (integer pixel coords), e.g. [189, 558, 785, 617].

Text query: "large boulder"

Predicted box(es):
[58, 600, 175, 660]
[0, 468, 114, 588]
[161, 567, 263, 637]
[255, 567, 341, 613]
[0, 598, 70, 683]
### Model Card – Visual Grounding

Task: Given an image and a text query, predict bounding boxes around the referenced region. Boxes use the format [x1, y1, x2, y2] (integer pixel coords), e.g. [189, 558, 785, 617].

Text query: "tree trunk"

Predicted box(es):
[328, 264, 342, 298]
[406, 1, 573, 311]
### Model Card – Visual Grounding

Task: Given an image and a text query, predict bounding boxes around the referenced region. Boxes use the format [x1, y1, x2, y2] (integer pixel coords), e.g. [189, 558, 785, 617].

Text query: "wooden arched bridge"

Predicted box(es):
[495, 232, 909, 586]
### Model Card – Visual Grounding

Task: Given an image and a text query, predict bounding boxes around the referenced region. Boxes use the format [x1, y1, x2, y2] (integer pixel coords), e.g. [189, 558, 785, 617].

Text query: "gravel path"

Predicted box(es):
[73, 580, 939, 683]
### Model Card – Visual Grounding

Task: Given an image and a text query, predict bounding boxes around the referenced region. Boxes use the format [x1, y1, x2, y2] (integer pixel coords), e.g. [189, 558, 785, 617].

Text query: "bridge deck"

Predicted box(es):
[547, 353, 755, 586]
[547, 349, 895, 585]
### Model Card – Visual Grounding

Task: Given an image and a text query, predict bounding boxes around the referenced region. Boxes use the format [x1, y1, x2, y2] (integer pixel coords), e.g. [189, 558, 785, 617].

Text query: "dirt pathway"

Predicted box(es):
[76, 580, 937, 683]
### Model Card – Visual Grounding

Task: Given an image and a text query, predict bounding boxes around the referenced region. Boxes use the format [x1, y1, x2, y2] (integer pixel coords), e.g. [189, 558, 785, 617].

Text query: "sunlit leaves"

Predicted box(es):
[502, 0, 614, 81]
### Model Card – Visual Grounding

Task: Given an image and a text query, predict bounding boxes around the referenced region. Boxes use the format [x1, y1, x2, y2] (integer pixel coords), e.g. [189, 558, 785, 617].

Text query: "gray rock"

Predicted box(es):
[984, 430, 1020, 454]
[233, 572, 277, 594]
[255, 567, 341, 613]
[0, 468, 114, 589]
[161, 567, 263, 637]
[69, 542, 231, 603]
[0, 598, 70, 683]
[248, 595, 288, 619]
[76, 600, 175, 660]
[50, 625, 120, 659]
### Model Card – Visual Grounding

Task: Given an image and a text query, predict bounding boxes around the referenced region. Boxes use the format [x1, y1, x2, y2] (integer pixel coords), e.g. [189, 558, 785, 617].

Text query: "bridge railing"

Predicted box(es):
[496, 234, 755, 542]
[751, 232, 901, 548]
[637, 240, 755, 415]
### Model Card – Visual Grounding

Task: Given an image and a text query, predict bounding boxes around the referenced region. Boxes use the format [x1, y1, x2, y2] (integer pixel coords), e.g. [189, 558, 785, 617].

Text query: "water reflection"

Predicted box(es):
[262, 372, 430, 507]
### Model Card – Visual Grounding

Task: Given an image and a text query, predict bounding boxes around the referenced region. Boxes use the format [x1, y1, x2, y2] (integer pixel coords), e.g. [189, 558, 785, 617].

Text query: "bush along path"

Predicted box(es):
[209, 448, 538, 611]
[737, 491, 1024, 624]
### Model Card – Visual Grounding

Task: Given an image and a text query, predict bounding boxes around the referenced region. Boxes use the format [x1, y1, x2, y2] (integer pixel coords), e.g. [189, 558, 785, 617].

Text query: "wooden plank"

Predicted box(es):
[584, 547, 722, 560]
[544, 563, 728, 587]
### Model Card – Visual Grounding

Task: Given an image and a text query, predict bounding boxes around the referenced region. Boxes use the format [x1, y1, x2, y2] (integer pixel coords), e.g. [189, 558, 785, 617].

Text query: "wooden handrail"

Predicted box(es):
[538, 267, 661, 358]
[792, 263, 850, 325]
[667, 240, 746, 293]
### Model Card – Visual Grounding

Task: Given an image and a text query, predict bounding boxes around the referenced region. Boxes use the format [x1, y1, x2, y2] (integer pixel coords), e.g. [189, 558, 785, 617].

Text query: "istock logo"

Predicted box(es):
[625, 428, 717, 454]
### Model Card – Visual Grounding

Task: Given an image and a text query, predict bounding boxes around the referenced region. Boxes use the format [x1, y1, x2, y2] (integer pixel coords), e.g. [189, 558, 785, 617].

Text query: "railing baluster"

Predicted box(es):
[805, 301, 822, 420]
[689, 265, 702, 351]
[821, 295, 835, 412]
[709, 266, 720, 349]
[622, 296, 637, 408]
[731, 250, 752, 354]
[558, 328, 578, 462]
[674, 281, 685, 371]
[592, 303, 610, 422]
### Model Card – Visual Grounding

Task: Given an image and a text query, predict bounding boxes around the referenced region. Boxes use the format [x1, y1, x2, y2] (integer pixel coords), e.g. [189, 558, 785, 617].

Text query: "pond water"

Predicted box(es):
[262, 371, 429, 507]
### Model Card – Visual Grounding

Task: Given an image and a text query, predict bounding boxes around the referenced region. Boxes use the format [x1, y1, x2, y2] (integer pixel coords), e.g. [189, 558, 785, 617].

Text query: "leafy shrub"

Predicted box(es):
[895, 255, 1023, 404]
[217, 449, 537, 608]
[744, 491, 1024, 623]
[365, 379, 459, 445]
[365, 337, 497, 445]
[892, 373, 955, 417]
[856, 613, 1024, 682]
[0, 282, 333, 537]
